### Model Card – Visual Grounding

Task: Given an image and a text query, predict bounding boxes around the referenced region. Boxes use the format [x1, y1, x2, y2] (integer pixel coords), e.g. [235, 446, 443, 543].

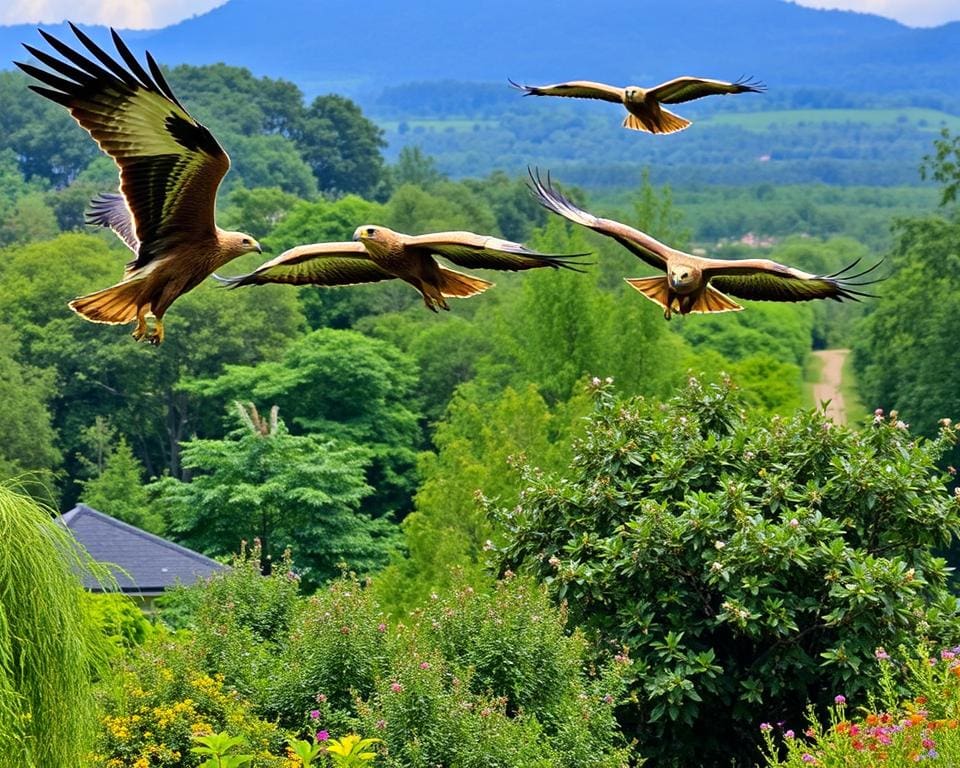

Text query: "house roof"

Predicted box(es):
[59, 504, 226, 595]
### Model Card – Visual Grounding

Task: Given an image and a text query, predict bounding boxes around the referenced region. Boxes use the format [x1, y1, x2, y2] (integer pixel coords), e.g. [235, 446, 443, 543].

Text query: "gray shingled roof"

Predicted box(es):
[59, 504, 226, 595]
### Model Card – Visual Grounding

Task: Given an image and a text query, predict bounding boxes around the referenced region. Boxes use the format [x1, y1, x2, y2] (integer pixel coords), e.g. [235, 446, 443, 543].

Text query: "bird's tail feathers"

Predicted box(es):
[69, 279, 144, 325]
[623, 108, 691, 134]
[689, 285, 743, 314]
[625, 276, 672, 310]
[437, 267, 494, 298]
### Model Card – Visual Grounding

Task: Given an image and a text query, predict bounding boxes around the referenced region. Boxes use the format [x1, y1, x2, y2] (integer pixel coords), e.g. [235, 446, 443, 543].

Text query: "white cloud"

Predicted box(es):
[1, 0, 227, 30]
[791, 0, 960, 27]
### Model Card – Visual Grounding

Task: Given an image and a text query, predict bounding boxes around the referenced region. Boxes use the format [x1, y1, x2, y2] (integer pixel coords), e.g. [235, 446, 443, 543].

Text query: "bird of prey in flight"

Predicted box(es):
[17, 23, 262, 344]
[510, 75, 765, 133]
[216, 226, 588, 311]
[529, 170, 881, 319]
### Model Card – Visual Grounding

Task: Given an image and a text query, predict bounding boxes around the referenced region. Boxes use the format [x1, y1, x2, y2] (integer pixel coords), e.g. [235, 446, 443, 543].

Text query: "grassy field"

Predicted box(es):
[705, 107, 960, 131]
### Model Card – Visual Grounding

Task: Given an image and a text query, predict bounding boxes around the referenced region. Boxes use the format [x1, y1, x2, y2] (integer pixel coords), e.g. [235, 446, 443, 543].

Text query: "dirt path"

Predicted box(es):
[811, 349, 848, 425]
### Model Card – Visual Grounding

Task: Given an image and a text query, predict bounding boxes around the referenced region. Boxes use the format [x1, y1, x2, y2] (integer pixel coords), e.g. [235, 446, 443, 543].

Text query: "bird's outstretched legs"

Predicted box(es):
[131, 306, 150, 341]
[131, 306, 164, 344]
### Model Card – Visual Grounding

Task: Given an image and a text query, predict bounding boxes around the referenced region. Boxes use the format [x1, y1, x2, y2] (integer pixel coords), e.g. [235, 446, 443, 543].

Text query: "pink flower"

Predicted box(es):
[375, 719, 387, 730]
[390, 681, 403, 693]
[760, 722, 772, 732]
[315, 693, 327, 703]
[310, 710, 320, 719]
[316, 730, 329, 742]
[834, 695, 846, 705]
[419, 661, 431, 670]
[377, 622, 387, 633]
[875, 648, 890, 660]
[785, 730, 795, 739]
[801, 754, 816, 764]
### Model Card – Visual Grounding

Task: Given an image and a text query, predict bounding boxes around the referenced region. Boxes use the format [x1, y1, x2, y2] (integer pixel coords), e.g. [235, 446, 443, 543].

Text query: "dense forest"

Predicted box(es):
[4, 53, 960, 768]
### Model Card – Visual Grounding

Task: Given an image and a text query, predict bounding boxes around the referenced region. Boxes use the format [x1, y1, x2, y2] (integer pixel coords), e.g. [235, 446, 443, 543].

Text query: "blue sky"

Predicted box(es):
[2, 0, 959, 29]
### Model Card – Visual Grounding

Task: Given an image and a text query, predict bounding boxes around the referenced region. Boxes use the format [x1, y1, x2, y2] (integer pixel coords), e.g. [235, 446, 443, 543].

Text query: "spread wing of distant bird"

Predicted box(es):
[16, 23, 261, 344]
[510, 75, 764, 134]
[529, 169, 882, 319]
[217, 226, 590, 312]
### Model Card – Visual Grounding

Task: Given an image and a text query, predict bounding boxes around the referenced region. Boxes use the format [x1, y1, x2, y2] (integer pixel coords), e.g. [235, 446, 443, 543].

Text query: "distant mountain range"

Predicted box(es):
[1, 0, 958, 104]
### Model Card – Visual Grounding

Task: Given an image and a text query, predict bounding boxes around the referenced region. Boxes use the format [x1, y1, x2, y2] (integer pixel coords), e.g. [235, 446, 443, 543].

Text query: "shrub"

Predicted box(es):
[495, 377, 960, 767]
[85, 592, 153, 657]
[93, 634, 288, 768]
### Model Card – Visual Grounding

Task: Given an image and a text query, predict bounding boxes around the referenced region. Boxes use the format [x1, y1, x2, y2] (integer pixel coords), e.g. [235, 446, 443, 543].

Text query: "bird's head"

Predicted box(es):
[353, 225, 394, 245]
[669, 265, 696, 291]
[624, 86, 644, 102]
[224, 231, 262, 255]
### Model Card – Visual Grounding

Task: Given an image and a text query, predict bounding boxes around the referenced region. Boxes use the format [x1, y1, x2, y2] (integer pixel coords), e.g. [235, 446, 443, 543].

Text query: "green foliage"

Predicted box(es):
[266, 576, 632, 768]
[921, 127, 960, 207]
[853, 212, 960, 456]
[322, 734, 382, 768]
[374, 382, 585, 614]
[94, 636, 287, 768]
[496, 378, 960, 767]
[84, 592, 153, 658]
[0, 482, 108, 767]
[0, 325, 61, 489]
[189, 329, 422, 519]
[155, 404, 397, 590]
[191, 731, 254, 768]
[296, 95, 389, 199]
[79, 437, 160, 533]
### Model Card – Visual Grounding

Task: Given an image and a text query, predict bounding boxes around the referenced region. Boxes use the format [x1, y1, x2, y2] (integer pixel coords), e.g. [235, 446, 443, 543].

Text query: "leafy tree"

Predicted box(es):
[497, 378, 960, 767]
[391, 146, 445, 189]
[189, 329, 422, 519]
[921, 127, 960, 206]
[295, 95, 389, 199]
[78, 437, 160, 533]
[0, 325, 61, 489]
[0, 70, 96, 184]
[223, 133, 318, 197]
[375, 382, 585, 613]
[853, 212, 960, 452]
[219, 186, 301, 240]
[155, 403, 398, 589]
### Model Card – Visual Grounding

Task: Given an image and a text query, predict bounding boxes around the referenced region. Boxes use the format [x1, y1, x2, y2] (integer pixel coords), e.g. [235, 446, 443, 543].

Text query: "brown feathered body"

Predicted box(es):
[17, 24, 261, 343]
[215, 224, 588, 311]
[356, 227, 493, 311]
[71, 231, 257, 343]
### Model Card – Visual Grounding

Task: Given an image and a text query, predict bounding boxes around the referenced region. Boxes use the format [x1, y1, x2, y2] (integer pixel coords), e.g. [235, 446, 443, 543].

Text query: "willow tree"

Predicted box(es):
[0, 482, 107, 766]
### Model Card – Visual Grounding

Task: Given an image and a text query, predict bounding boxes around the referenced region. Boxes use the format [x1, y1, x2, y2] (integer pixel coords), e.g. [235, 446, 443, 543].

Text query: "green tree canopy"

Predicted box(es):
[155, 403, 398, 589]
[188, 328, 422, 519]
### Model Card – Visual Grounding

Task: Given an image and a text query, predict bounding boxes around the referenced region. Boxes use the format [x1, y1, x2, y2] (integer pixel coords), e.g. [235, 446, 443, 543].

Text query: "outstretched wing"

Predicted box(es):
[704, 257, 883, 303]
[508, 78, 624, 103]
[17, 24, 229, 269]
[405, 231, 589, 272]
[527, 169, 669, 272]
[214, 242, 394, 288]
[648, 76, 765, 104]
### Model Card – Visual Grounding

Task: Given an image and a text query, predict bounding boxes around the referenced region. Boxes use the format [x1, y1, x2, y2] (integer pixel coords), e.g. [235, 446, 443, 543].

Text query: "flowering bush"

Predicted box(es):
[93, 635, 288, 767]
[495, 378, 960, 766]
[761, 645, 960, 766]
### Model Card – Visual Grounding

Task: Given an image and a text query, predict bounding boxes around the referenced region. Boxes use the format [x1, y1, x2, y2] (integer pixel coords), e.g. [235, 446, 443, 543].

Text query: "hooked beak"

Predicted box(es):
[255, 243, 262, 254]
